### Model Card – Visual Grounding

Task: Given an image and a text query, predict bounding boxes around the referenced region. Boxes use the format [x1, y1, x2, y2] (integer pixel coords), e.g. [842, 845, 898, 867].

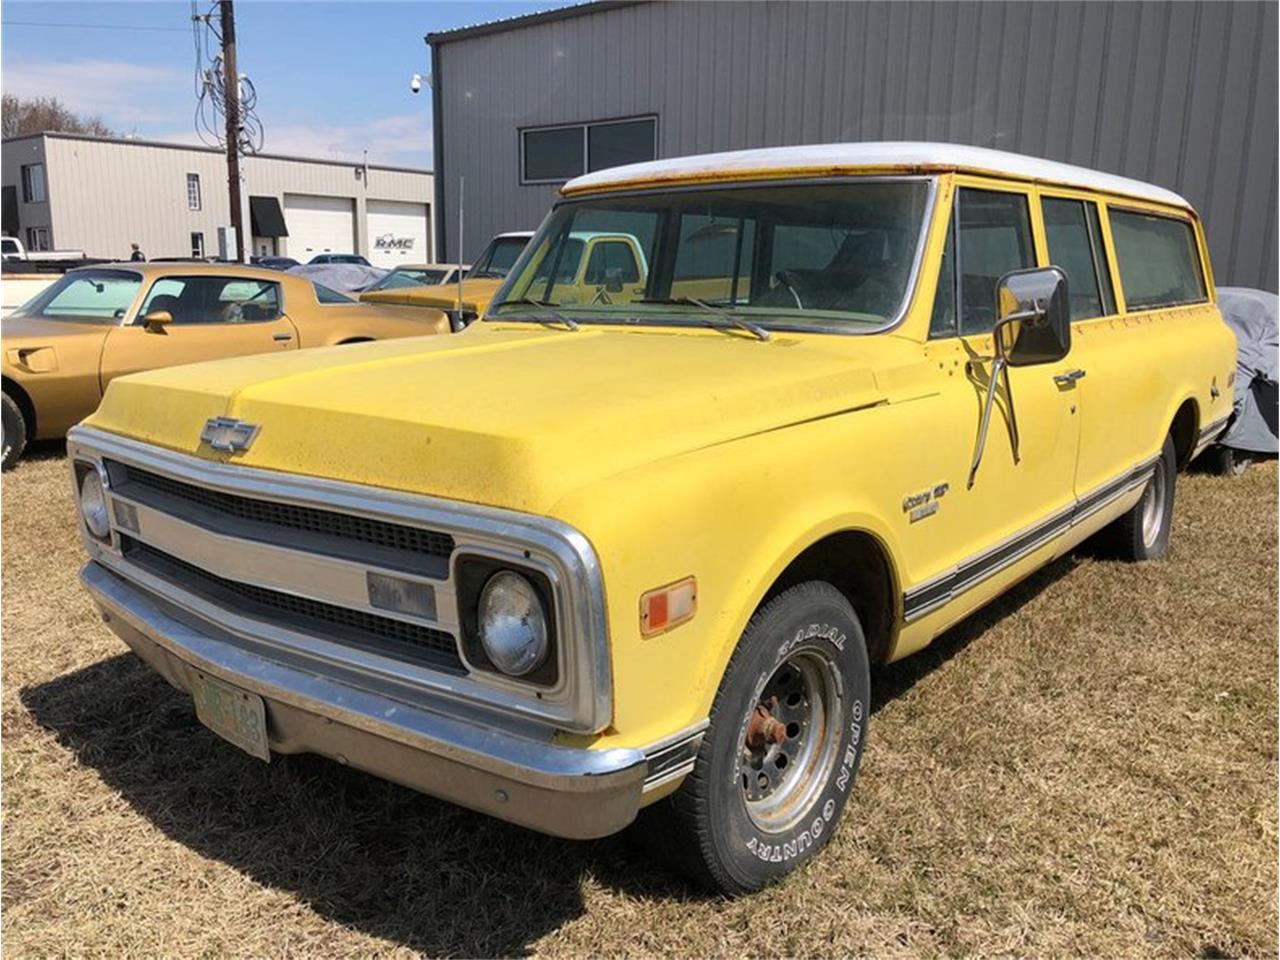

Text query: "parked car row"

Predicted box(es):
[9, 142, 1268, 895]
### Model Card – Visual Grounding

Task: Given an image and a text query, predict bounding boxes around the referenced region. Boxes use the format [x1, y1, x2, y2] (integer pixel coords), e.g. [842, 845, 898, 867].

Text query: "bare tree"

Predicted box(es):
[2, 95, 115, 139]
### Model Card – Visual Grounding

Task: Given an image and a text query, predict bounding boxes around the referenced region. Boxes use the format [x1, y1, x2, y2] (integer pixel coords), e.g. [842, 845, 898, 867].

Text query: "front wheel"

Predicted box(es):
[2, 392, 27, 471]
[641, 581, 870, 894]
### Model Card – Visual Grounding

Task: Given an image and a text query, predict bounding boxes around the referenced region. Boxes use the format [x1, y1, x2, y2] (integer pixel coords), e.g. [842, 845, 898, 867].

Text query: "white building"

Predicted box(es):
[1, 131, 434, 266]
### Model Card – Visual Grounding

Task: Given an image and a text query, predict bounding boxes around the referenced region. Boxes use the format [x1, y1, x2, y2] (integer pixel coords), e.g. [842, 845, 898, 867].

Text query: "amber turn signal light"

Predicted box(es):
[640, 576, 697, 637]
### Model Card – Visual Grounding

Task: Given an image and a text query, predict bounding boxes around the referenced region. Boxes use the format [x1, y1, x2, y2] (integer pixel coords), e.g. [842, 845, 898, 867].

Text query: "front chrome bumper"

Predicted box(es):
[83, 560, 653, 839]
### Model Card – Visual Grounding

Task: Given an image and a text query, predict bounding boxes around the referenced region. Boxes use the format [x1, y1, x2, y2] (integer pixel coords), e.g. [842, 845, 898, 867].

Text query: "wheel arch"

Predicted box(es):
[756, 527, 901, 667]
[1168, 396, 1199, 470]
[2, 376, 37, 439]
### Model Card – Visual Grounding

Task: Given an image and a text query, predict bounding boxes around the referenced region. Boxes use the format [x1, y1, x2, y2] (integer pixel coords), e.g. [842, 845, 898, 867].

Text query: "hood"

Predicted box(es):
[85, 323, 908, 515]
[360, 277, 505, 314]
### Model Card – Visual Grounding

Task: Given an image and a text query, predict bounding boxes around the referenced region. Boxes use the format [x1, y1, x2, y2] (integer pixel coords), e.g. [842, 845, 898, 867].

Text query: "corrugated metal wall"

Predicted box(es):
[434, 0, 1278, 291]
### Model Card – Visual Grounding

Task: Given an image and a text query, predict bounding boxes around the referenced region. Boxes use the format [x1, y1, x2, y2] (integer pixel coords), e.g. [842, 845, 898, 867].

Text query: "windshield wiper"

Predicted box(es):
[498, 298, 580, 331]
[636, 296, 770, 341]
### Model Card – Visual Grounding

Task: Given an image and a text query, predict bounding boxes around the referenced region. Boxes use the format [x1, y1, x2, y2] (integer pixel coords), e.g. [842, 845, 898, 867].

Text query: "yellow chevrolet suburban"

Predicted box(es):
[70, 143, 1235, 894]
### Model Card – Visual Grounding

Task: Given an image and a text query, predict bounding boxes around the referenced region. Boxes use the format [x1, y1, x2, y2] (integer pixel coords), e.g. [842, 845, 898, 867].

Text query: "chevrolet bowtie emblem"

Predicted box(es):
[200, 417, 260, 453]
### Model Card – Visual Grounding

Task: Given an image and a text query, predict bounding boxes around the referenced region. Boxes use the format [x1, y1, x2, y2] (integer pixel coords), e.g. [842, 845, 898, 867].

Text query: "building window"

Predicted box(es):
[25, 226, 49, 251]
[520, 116, 657, 184]
[190, 231, 205, 259]
[187, 173, 202, 211]
[21, 164, 46, 203]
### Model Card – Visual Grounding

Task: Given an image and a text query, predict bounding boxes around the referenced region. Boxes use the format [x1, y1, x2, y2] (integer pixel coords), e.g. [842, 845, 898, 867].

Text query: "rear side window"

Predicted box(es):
[313, 283, 354, 303]
[1042, 197, 1115, 321]
[1109, 210, 1206, 310]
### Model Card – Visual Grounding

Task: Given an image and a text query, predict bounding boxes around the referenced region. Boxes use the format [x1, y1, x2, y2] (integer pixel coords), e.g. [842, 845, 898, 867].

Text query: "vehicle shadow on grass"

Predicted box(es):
[19, 554, 1077, 954]
[19, 654, 701, 957]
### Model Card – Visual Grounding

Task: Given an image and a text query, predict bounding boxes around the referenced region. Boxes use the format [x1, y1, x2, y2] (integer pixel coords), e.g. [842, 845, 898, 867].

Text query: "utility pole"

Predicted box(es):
[220, 0, 245, 262]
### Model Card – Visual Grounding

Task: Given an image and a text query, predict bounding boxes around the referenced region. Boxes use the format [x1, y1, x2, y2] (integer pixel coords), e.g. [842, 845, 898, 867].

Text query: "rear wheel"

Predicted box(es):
[1105, 433, 1176, 561]
[640, 581, 870, 894]
[2, 392, 27, 471]
[1204, 444, 1250, 477]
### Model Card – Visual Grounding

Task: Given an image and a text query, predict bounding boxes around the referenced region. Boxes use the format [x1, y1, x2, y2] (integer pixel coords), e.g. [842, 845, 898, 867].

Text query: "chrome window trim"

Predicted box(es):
[68, 425, 613, 733]
[488, 175, 939, 338]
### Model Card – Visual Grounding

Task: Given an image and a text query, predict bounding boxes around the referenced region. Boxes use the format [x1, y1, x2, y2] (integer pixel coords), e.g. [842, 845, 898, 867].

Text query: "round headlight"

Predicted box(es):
[78, 468, 111, 540]
[477, 571, 548, 677]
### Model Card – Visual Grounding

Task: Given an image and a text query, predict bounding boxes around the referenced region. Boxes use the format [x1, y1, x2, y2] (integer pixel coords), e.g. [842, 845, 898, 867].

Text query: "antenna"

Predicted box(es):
[455, 175, 465, 329]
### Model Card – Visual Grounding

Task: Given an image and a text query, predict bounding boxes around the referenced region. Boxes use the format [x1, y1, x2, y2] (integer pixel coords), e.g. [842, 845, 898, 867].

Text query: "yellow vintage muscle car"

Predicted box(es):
[2, 262, 448, 467]
[70, 143, 1235, 893]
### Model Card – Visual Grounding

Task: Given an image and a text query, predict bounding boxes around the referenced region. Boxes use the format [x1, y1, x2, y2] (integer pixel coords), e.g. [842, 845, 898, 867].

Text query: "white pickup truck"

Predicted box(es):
[2, 236, 94, 318]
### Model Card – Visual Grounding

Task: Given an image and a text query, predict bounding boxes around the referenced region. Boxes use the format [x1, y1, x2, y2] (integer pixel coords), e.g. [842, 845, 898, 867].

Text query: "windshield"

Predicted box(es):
[366, 267, 449, 291]
[10, 269, 142, 323]
[469, 236, 529, 279]
[489, 180, 932, 333]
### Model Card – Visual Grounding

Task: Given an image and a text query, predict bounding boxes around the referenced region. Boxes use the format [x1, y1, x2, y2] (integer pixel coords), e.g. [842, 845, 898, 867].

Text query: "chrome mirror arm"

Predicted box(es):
[967, 312, 1027, 488]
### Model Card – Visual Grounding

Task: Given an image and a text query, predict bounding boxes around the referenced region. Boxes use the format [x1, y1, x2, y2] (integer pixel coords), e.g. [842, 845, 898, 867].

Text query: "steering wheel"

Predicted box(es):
[774, 270, 806, 309]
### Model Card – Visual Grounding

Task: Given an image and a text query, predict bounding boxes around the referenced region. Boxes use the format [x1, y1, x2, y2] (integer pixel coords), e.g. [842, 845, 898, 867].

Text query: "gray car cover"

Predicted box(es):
[286, 263, 389, 293]
[1216, 287, 1278, 455]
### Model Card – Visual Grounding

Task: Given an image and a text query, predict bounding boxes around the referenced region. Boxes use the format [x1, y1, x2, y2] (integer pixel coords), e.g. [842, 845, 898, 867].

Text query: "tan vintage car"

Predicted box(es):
[2, 262, 448, 468]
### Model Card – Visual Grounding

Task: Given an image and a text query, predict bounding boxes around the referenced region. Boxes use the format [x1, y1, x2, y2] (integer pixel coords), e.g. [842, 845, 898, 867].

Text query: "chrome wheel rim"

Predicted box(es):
[738, 648, 842, 833]
[1142, 461, 1166, 547]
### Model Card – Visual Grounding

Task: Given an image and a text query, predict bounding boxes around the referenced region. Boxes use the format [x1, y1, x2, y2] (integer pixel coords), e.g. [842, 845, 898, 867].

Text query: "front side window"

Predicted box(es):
[1042, 197, 1115, 321]
[138, 275, 281, 324]
[491, 179, 931, 334]
[11, 269, 141, 323]
[21, 164, 46, 203]
[1109, 209, 1206, 310]
[187, 173, 202, 211]
[954, 188, 1036, 336]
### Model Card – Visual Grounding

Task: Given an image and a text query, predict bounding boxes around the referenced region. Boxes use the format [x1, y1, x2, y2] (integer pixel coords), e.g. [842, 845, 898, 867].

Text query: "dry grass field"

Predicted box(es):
[2, 444, 1276, 958]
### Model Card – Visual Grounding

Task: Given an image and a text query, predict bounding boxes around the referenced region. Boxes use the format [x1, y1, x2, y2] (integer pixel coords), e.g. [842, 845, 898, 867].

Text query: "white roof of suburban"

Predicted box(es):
[564, 141, 1191, 209]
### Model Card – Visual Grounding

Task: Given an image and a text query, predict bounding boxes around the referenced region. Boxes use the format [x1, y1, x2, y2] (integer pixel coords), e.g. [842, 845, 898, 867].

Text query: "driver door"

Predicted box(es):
[99, 274, 297, 390]
[908, 182, 1082, 624]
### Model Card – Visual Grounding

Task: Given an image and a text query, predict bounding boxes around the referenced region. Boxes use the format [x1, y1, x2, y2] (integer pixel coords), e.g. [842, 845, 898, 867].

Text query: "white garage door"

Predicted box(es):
[283, 194, 356, 262]
[366, 199, 430, 267]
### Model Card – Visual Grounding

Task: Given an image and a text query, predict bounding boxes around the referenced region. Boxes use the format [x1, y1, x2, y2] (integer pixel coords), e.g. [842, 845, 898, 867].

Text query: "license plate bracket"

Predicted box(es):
[190, 670, 271, 762]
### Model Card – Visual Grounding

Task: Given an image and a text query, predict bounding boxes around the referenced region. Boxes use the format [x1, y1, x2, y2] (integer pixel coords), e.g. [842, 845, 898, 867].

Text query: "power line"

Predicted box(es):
[1, 20, 189, 32]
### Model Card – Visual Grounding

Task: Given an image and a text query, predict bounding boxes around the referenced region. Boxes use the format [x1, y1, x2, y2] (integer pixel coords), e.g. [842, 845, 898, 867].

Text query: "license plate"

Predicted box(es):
[190, 671, 271, 762]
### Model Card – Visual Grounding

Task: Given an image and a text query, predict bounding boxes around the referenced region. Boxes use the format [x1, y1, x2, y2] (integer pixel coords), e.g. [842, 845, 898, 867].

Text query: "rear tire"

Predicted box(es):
[1106, 434, 1176, 561]
[640, 581, 870, 895]
[1204, 445, 1250, 477]
[2, 392, 27, 471]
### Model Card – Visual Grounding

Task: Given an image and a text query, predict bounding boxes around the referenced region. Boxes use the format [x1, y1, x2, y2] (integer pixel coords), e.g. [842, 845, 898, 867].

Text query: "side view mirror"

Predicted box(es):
[967, 266, 1072, 489]
[995, 266, 1071, 366]
[604, 267, 625, 294]
[142, 309, 173, 332]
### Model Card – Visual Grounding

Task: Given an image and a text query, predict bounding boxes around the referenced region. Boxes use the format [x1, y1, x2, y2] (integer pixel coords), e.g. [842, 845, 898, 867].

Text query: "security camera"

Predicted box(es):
[410, 73, 423, 94]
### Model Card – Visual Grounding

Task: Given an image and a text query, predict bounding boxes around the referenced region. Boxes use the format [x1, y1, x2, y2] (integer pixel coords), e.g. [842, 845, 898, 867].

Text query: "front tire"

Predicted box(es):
[2, 392, 27, 471]
[1106, 433, 1176, 561]
[643, 581, 870, 894]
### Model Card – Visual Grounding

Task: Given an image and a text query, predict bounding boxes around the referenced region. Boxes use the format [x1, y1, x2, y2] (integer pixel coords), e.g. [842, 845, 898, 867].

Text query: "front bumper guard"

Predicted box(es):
[82, 561, 662, 840]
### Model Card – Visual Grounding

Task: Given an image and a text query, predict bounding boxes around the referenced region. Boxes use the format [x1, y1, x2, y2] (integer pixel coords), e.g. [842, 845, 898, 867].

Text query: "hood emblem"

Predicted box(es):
[200, 417, 260, 453]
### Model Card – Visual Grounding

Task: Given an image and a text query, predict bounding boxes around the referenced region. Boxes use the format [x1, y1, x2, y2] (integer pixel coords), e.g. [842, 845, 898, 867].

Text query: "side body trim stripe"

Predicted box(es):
[902, 456, 1159, 622]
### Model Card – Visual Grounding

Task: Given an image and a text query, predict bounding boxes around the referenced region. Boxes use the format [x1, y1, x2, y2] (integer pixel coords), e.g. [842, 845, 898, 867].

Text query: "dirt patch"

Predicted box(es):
[3, 452, 1276, 957]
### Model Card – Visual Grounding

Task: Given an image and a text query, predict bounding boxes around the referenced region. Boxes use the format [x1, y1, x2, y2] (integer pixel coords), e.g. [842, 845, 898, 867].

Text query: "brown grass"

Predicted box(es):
[2, 442, 1276, 958]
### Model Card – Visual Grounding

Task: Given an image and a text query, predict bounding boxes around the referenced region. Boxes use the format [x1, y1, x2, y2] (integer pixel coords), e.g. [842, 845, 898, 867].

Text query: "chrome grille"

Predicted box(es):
[108, 460, 454, 576]
[121, 535, 464, 673]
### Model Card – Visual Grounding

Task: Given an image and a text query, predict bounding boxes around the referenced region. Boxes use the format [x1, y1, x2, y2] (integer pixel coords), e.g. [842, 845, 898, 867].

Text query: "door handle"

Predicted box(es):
[1053, 369, 1086, 386]
[273, 333, 293, 342]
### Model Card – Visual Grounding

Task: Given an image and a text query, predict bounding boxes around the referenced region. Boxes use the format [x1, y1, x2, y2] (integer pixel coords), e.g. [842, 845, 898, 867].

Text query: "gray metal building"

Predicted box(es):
[428, 0, 1278, 291]
[2, 132, 434, 266]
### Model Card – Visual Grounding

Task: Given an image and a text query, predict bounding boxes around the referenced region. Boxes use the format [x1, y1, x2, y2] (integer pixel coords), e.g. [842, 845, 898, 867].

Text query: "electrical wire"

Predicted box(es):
[190, 1, 264, 154]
